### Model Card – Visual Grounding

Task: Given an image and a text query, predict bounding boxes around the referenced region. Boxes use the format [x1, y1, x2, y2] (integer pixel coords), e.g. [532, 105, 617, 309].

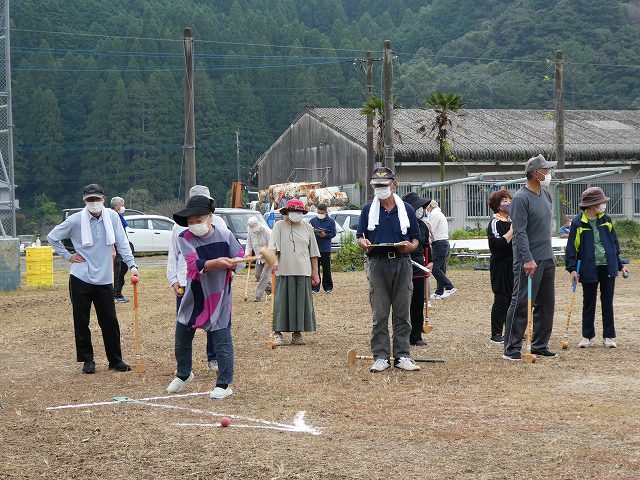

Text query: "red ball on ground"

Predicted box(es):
[220, 416, 231, 428]
[131, 275, 139, 284]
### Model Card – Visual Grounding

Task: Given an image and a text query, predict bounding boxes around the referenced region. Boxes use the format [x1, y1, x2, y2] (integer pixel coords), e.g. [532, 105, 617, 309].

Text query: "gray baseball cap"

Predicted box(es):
[525, 154, 557, 173]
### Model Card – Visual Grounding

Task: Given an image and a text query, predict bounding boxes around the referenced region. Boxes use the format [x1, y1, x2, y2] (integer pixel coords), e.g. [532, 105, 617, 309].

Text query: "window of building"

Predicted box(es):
[591, 182, 624, 215]
[635, 182, 640, 215]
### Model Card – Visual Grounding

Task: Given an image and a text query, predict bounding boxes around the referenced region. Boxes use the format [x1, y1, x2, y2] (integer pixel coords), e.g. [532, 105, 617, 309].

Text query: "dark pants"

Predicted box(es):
[490, 260, 514, 337]
[409, 276, 425, 343]
[176, 296, 216, 361]
[312, 251, 333, 293]
[504, 259, 556, 356]
[175, 322, 233, 385]
[113, 252, 128, 298]
[582, 265, 616, 339]
[431, 240, 454, 295]
[69, 274, 124, 364]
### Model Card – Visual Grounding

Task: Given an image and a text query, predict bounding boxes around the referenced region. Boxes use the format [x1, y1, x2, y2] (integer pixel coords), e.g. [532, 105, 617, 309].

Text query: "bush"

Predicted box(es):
[450, 227, 485, 239]
[614, 219, 640, 239]
[332, 232, 365, 271]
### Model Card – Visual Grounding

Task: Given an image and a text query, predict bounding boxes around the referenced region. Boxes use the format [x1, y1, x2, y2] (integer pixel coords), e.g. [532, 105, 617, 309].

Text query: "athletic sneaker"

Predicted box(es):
[394, 357, 420, 371]
[272, 332, 283, 346]
[167, 372, 194, 393]
[427, 301, 432, 308]
[210, 386, 233, 399]
[430, 293, 446, 300]
[603, 338, 617, 348]
[531, 349, 558, 358]
[490, 334, 504, 344]
[578, 337, 592, 348]
[291, 332, 305, 345]
[325, 290, 332, 294]
[369, 358, 391, 373]
[208, 360, 218, 373]
[115, 296, 129, 303]
[443, 287, 457, 297]
[502, 352, 522, 361]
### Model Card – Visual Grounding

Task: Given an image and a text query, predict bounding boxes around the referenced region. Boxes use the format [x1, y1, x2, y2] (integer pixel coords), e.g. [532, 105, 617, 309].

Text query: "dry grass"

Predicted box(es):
[1, 264, 639, 479]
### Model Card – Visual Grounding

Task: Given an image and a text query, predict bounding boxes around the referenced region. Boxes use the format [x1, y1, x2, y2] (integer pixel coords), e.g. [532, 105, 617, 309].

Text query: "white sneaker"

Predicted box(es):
[395, 357, 420, 371]
[430, 293, 445, 300]
[210, 386, 233, 399]
[167, 372, 194, 393]
[208, 360, 218, 373]
[273, 332, 283, 346]
[427, 301, 432, 308]
[603, 338, 617, 348]
[369, 358, 390, 373]
[578, 337, 592, 348]
[443, 287, 457, 297]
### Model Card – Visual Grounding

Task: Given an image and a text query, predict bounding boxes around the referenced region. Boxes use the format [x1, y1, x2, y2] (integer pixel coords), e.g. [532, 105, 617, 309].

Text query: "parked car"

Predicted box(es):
[60, 208, 145, 253]
[302, 213, 345, 253]
[123, 214, 175, 254]
[214, 208, 268, 248]
[328, 210, 361, 237]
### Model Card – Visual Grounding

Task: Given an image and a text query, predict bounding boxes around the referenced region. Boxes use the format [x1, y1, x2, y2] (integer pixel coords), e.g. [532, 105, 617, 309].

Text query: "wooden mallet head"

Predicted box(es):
[347, 349, 358, 366]
[258, 247, 277, 267]
[523, 353, 537, 364]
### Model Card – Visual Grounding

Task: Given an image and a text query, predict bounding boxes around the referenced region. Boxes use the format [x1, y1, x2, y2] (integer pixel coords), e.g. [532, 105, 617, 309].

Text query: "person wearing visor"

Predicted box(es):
[268, 198, 320, 346]
[356, 167, 422, 373]
[503, 154, 558, 361]
[486, 189, 513, 344]
[565, 187, 629, 349]
[166, 185, 229, 374]
[48, 183, 138, 374]
[168, 195, 243, 399]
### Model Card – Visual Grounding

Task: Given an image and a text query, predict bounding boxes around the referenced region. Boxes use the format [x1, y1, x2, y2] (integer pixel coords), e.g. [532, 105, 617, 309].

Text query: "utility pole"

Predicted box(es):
[554, 49, 565, 231]
[183, 27, 196, 202]
[236, 130, 240, 182]
[365, 51, 374, 202]
[382, 40, 394, 169]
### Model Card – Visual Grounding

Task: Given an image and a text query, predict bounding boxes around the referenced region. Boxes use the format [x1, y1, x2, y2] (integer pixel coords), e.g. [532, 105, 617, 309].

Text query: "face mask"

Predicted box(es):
[596, 203, 606, 214]
[415, 207, 425, 219]
[538, 171, 552, 187]
[499, 204, 511, 215]
[118, 206, 126, 214]
[86, 201, 104, 213]
[317, 213, 326, 219]
[374, 186, 392, 200]
[288, 212, 303, 223]
[188, 222, 210, 237]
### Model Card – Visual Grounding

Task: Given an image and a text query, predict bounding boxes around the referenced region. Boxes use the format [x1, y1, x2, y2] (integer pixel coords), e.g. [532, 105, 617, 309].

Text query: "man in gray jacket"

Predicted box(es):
[503, 154, 558, 361]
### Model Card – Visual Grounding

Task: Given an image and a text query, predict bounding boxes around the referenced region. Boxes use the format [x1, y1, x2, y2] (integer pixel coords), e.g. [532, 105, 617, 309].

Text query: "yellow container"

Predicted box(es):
[26, 246, 54, 287]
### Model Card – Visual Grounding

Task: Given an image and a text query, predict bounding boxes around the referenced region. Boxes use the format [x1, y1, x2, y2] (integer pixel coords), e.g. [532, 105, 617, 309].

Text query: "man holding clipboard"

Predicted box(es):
[356, 167, 422, 373]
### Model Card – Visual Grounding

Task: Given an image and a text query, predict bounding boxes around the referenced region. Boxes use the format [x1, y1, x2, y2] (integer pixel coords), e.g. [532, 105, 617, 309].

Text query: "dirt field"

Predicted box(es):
[1, 263, 639, 479]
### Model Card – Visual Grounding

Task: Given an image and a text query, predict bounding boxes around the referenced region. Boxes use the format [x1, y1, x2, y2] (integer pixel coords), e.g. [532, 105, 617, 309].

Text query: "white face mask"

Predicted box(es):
[188, 222, 210, 237]
[288, 212, 303, 223]
[118, 206, 126, 214]
[86, 201, 104, 213]
[374, 186, 392, 200]
[596, 203, 607, 214]
[538, 171, 552, 187]
[317, 213, 326, 219]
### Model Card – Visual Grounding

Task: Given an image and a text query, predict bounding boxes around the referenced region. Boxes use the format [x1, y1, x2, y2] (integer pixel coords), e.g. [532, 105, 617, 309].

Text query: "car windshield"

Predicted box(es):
[225, 212, 267, 234]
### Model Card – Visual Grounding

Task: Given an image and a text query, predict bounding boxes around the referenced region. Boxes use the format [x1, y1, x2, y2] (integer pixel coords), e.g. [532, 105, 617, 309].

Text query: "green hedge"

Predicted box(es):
[332, 232, 365, 272]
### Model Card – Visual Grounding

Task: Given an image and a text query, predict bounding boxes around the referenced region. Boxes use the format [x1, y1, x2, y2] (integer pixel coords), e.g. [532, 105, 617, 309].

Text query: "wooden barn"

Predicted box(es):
[253, 108, 640, 230]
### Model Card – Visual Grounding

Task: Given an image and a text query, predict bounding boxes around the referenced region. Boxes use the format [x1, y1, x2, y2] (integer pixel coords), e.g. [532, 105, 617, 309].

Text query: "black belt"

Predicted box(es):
[368, 251, 409, 259]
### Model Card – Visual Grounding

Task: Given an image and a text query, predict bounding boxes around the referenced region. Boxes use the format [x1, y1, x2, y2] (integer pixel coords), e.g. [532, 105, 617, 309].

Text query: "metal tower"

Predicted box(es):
[0, 0, 15, 237]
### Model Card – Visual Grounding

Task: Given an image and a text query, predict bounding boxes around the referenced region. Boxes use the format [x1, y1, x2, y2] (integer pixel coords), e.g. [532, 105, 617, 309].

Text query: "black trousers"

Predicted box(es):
[69, 275, 124, 364]
[490, 259, 514, 337]
[409, 276, 425, 343]
[312, 251, 333, 292]
[113, 252, 128, 297]
[582, 265, 616, 339]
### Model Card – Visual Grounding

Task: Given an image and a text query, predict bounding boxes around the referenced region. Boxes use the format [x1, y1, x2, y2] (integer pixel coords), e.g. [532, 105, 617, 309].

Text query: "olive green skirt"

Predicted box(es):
[272, 275, 316, 332]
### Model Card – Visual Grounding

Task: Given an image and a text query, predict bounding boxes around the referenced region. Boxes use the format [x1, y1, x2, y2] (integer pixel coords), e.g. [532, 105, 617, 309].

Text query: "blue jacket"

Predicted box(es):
[564, 212, 623, 283]
[310, 215, 337, 253]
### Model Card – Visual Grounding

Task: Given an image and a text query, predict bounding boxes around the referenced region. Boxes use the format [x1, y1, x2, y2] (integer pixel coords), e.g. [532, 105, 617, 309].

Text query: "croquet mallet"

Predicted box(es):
[347, 349, 445, 366]
[229, 247, 276, 267]
[523, 276, 537, 364]
[561, 259, 581, 350]
[131, 275, 148, 373]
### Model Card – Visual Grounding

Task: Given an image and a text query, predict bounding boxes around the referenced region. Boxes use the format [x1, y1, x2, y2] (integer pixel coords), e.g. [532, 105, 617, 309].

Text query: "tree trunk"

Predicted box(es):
[439, 139, 446, 215]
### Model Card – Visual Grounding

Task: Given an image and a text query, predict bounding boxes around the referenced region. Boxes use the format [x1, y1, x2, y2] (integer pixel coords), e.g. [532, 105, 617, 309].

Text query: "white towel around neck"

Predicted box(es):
[367, 193, 411, 234]
[81, 206, 116, 246]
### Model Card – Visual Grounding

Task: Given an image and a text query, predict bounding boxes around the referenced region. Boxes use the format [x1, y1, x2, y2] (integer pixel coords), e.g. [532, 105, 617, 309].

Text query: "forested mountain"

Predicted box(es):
[10, 0, 640, 231]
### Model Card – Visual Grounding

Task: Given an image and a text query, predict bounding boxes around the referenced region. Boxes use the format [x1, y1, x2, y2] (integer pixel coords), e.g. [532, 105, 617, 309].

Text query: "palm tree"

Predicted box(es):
[416, 92, 466, 214]
[360, 96, 402, 167]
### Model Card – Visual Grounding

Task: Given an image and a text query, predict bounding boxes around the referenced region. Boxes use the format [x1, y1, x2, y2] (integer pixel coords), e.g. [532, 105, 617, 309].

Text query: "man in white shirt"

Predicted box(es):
[426, 200, 457, 299]
[166, 185, 229, 373]
[48, 184, 139, 374]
